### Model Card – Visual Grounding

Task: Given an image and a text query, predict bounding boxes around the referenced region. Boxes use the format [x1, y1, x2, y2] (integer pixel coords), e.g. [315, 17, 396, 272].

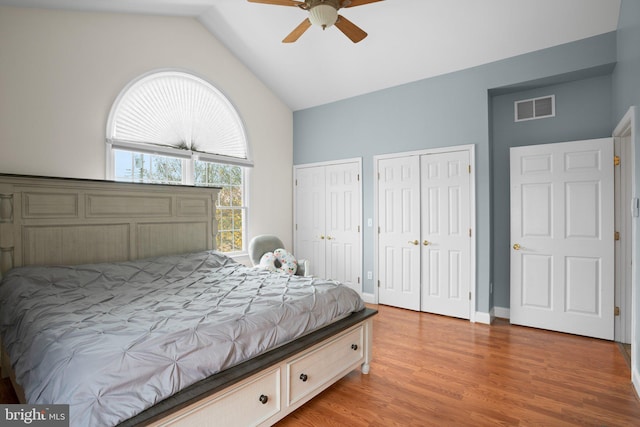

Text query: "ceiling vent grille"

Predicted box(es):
[514, 95, 555, 122]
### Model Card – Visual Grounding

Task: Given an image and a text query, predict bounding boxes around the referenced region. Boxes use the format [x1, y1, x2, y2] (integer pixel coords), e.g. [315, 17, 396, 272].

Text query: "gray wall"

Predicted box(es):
[611, 0, 640, 390]
[293, 32, 617, 314]
[490, 75, 613, 308]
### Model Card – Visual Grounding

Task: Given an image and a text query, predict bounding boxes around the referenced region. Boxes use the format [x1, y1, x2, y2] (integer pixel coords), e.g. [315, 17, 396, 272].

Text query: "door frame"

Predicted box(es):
[612, 106, 636, 349]
[373, 144, 477, 322]
[293, 157, 363, 289]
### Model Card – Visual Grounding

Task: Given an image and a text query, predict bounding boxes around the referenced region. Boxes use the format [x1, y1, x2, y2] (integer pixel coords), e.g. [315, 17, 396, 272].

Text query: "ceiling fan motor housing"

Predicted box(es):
[309, 6, 337, 28]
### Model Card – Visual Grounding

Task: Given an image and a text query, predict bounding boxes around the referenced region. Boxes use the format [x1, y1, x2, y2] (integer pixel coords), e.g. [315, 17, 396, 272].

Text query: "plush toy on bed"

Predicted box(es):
[259, 248, 298, 275]
[248, 235, 309, 276]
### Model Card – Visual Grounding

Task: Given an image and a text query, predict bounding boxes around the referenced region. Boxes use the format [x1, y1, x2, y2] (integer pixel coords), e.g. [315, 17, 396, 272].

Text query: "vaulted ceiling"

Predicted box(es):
[0, 0, 622, 110]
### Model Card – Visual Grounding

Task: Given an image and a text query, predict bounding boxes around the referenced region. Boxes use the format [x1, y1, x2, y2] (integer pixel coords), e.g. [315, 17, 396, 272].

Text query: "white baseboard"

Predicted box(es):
[475, 311, 492, 325]
[493, 306, 510, 319]
[365, 300, 510, 324]
[361, 293, 376, 304]
[633, 367, 640, 400]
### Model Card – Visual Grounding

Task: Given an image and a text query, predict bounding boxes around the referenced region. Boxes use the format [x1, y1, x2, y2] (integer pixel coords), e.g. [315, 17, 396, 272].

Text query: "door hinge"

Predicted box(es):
[357, 277, 360, 284]
[615, 306, 620, 316]
[357, 174, 360, 181]
[468, 165, 471, 174]
[295, 179, 298, 186]
[358, 225, 360, 232]
[378, 226, 381, 234]
[377, 280, 380, 288]
[469, 228, 472, 237]
[614, 156, 620, 166]
[295, 224, 298, 231]
[469, 292, 472, 300]
[615, 231, 620, 241]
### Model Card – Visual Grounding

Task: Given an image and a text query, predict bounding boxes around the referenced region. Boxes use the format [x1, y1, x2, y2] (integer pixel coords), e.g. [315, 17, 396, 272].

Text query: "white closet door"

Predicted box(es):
[295, 166, 326, 278]
[377, 156, 421, 311]
[420, 151, 471, 319]
[510, 138, 614, 340]
[325, 163, 361, 293]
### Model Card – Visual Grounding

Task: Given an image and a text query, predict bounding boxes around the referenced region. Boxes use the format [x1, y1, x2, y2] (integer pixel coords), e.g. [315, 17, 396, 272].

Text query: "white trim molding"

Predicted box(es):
[613, 106, 637, 395]
[493, 306, 510, 319]
[361, 293, 376, 305]
[474, 311, 492, 325]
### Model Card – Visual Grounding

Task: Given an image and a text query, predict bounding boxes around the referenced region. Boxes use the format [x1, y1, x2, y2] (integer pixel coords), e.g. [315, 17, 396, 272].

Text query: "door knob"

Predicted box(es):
[326, 236, 333, 240]
[513, 243, 521, 250]
[408, 240, 419, 245]
[320, 235, 325, 240]
[423, 240, 430, 246]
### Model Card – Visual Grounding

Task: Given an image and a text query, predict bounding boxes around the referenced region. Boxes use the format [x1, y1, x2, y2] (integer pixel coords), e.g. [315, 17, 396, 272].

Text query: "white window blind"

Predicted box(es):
[107, 70, 252, 166]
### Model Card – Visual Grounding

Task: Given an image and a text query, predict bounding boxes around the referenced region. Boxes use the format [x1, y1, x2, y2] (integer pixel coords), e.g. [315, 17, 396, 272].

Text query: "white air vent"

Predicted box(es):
[514, 95, 555, 122]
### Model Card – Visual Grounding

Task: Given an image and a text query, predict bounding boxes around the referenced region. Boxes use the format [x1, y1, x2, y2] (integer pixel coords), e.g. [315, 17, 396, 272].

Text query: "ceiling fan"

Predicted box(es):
[248, 0, 383, 43]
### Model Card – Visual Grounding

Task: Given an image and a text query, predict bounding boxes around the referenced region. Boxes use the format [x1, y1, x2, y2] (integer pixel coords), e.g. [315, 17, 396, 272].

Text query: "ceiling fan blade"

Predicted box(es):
[335, 15, 367, 43]
[342, 0, 383, 8]
[248, 0, 304, 7]
[283, 18, 312, 43]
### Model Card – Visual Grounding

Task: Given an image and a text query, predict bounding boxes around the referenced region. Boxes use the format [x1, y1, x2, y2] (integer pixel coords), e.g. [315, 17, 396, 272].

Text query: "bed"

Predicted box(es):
[0, 174, 376, 426]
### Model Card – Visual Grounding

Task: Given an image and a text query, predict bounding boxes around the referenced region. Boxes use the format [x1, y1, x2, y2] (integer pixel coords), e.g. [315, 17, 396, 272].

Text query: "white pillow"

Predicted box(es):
[274, 248, 298, 275]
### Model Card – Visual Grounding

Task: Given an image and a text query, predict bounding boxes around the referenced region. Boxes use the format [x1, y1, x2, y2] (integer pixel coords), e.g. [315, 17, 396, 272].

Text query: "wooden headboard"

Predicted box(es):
[0, 174, 220, 278]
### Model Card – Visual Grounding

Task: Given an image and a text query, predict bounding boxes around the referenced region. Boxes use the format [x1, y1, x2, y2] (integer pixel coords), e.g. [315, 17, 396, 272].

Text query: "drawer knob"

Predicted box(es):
[299, 373, 308, 382]
[351, 344, 358, 351]
[259, 394, 268, 404]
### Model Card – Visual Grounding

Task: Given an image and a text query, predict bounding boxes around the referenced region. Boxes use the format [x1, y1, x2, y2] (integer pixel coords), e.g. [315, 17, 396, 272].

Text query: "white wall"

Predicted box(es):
[0, 6, 293, 252]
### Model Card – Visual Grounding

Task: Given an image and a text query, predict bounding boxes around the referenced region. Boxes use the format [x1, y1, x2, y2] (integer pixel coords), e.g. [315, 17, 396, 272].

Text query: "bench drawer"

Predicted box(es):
[287, 325, 363, 406]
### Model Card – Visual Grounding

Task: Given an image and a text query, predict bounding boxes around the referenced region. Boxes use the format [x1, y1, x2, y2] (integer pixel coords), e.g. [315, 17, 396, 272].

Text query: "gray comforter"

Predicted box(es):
[0, 251, 365, 426]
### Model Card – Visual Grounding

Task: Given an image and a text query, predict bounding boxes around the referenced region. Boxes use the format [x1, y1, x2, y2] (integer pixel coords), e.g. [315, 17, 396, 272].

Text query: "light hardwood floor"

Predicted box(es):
[1, 304, 639, 426]
[277, 304, 640, 426]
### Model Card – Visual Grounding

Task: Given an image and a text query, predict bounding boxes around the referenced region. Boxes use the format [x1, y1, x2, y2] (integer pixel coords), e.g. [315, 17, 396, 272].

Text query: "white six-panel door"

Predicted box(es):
[420, 151, 471, 319]
[295, 166, 327, 278]
[510, 138, 614, 340]
[325, 162, 361, 290]
[377, 155, 422, 311]
[294, 160, 362, 294]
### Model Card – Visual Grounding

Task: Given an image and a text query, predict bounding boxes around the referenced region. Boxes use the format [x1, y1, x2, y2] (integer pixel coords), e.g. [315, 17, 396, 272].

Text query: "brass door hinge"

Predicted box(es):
[614, 156, 620, 166]
[468, 165, 471, 174]
[615, 231, 620, 241]
[615, 306, 620, 316]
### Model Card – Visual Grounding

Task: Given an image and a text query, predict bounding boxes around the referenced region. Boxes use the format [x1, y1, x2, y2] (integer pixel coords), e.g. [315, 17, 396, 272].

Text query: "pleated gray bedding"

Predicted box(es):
[0, 250, 365, 427]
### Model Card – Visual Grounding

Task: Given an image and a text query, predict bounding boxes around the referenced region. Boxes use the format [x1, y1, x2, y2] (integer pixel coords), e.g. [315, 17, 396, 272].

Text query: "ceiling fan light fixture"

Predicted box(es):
[309, 4, 338, 30]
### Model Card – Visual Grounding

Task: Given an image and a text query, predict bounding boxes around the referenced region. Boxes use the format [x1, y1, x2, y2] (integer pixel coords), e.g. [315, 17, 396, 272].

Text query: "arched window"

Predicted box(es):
[106, 70, 251, 253]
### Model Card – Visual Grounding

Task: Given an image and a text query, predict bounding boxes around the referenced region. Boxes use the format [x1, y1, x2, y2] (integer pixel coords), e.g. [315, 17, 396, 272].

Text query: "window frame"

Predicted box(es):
[107, 146, 249, 256]
[105, 69, 251, 255]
